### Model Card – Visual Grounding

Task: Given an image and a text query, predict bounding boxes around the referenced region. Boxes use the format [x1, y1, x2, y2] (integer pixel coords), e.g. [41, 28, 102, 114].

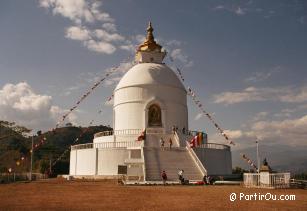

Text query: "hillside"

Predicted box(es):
[0, 121, 112, 175]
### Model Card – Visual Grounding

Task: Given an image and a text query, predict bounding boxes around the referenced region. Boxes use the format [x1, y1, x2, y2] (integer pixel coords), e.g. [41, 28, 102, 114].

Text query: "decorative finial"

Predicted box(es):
[137, 21, 162, 52]
[147, 21, 153, 32]
[146, 21, 154, 43]
[135, 22, 166, 63]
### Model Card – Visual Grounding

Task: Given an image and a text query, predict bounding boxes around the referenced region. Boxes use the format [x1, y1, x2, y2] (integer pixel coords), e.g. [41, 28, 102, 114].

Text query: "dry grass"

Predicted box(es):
[0, 179, 306, 210]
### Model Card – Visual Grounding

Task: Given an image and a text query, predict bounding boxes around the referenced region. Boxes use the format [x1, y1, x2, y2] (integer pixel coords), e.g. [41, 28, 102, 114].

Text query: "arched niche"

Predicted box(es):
[148, 104, 162, 127]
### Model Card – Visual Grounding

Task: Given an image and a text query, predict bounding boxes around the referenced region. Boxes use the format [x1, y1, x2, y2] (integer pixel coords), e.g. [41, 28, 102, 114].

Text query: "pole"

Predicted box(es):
[256, 139, 260, 173]
[49, 155, 52, 177]
[30, 135, 34, 181]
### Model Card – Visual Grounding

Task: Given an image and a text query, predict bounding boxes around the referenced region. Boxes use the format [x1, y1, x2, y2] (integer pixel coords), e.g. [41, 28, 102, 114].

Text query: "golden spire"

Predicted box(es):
[137, 21, 162, 52]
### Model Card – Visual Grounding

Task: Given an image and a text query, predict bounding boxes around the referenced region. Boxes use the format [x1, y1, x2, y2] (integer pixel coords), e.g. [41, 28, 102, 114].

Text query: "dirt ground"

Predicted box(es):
[0, 179, 306, 211]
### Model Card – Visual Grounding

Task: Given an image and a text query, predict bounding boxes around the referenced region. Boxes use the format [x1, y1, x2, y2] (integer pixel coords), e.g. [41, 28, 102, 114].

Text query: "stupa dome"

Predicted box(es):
[115, 63, 185, 91]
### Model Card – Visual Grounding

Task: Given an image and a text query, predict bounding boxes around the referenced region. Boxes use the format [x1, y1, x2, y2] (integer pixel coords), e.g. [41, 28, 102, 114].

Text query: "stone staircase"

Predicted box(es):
[144, 134, 203, 181]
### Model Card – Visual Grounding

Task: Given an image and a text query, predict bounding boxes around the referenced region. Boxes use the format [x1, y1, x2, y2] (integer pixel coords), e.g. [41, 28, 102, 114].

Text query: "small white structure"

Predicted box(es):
[244, 173, 291, 189]
[244, 159, 290, 188]
[69, 22, 232, 181]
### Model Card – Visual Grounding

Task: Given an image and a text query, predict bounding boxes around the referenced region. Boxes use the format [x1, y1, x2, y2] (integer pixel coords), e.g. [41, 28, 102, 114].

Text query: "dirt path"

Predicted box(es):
[0, 179, 306, 210]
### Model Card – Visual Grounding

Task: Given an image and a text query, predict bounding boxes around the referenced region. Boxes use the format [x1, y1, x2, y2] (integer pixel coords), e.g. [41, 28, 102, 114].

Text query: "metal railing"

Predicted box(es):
[94, 129, 143, 138]
[71, 141, 144, 150]
[197, 143, 230, 150]
[0, 172, 48, 183]
[185, 141, 207, 177]
[244, 173, 291, 189]
[176, 131, 229, 150]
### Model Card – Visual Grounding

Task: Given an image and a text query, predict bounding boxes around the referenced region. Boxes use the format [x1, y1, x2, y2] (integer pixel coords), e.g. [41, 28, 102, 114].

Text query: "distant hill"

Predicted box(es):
[232, 144, 307, 174]
[0, 121, 112, 175]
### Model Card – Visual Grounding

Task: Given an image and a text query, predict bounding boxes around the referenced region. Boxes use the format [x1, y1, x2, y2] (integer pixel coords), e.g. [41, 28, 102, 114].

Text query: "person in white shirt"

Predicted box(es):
[178, 169, 184, 184]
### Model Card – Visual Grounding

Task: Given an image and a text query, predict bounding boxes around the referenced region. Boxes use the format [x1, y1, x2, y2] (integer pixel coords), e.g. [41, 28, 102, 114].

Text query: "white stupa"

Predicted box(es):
[69, 23, 232, 181]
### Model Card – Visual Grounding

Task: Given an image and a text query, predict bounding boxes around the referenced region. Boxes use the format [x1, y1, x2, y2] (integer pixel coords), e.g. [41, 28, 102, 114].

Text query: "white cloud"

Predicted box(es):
[40, 0, 188, 58]
[104, 76, 122, 86]
[244, 66, 281, 83]
[104, 98, 113, 106]
[65, 26, 91, 41]
[0, 82, 78, 131]
[85, 40, 116, 54]
[94, 29, 124, 42]
[40, 0, 121, 54]
[170, 48, 194, 67]
[39, 0, 95, 23]
[252, 111, 268, 121]
[76, 61, 133, 89]
[298, 16, 305, 24]
[210, 114, 307, 148]
[213, 86, 307, 105]
[245, 72, 272, 82]
[224, 129, 243, 139]
[213, 5, 225, 11]
[90, 1, 114, 22]
[39, 0, 114, 24]
[102, 23, 117, 32]
[194, 113, 203, 121]
[60, 85, 80, 96]
[235, 7, 245, 15]
[134, 34, 146, 43]
[212, 4, 247, 16]
[166, 40, 182, 47]
[250, 115, 307, 146]
[120, 44, 135, 52]
[103, 61, 134, 87]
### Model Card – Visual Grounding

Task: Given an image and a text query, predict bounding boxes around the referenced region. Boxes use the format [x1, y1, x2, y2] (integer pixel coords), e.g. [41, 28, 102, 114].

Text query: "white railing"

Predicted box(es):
[71, 141, 144, 150]
[94, 129, 143, 138]
[197, 143, 230, 150]
[175, 131, 230, 150]
[244, 173, 291, 189]
[94, 131, 114, 137]
[185, 141, 207, 177]
[173, 131, 181, 147]
[71, 143, 93, 150]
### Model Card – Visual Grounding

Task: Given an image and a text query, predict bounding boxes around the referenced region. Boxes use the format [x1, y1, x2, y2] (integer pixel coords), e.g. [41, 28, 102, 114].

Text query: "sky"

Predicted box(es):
[0, 0, 307, 152]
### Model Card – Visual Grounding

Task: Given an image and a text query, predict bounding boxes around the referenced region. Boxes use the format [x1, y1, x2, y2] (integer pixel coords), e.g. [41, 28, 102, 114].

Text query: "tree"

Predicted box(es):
[39, 160, 49, 174]
[65, 123, 73, 127]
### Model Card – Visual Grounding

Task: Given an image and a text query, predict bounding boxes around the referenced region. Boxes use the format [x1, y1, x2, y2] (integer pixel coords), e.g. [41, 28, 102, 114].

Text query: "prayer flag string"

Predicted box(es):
[168, 57, 235, 146]
[9, 56, 131, 171]
[51, 94, 114, 167]
[241, 153, 258, 170]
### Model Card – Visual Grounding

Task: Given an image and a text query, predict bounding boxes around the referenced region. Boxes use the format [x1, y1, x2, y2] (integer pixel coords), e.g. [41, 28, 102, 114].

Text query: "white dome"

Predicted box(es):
[115, 63, 185, 91]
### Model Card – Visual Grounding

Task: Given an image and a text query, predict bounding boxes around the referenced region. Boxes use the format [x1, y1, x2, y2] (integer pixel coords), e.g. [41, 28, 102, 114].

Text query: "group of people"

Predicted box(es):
[172, 125, 187, 135]
[159, 137, 172, 150]
[160, 169, 187, 185]
[161, 170, 215, 185]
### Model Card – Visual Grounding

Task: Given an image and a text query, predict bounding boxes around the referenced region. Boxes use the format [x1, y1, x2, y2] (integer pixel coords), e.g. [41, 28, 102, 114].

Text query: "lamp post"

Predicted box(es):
[30, 135, 34, 181]
[256, 139, 260, 173]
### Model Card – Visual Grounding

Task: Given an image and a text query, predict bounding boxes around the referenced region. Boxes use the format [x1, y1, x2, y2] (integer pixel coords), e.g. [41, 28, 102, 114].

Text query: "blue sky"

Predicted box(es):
[0, 0, 307, 151]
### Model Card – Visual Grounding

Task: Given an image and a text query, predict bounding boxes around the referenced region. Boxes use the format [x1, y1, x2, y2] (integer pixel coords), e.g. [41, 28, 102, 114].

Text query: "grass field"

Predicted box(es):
[0, 179, 306, 210]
